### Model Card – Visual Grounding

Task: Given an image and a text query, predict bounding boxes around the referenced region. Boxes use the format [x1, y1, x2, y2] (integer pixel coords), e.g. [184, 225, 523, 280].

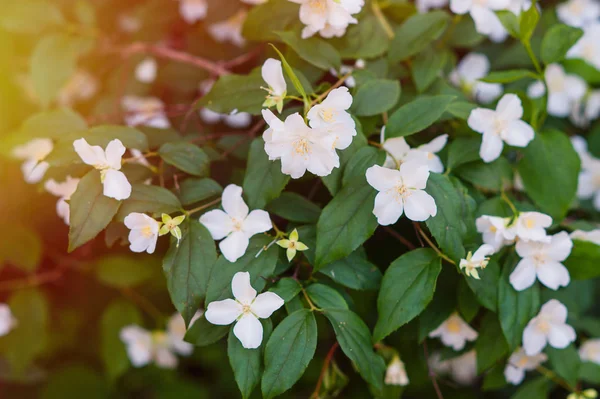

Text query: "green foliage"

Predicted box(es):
[116, 184, 182, 221]
[541, 24, 584, 65]
[243, 138, 289, 209]
[351, 79, 400, 116]
[386, 95, 455, 138]
[565, 240, 600, 279]
[389, 11, 450, 62]
[159, 142, 210, 176]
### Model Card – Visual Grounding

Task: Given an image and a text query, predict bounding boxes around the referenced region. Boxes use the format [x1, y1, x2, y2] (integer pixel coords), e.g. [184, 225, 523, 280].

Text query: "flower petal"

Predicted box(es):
[366, 165, 400, 192]
[222, 184, 249, 220]
[479, 132, 504, 163]
[219, 231, 250, 262]
[509, 258, 537, 291]
[103, 169, 132, 200]
[233, 314, 263, 349]
[262, 58, 286, 96]
[73, 138, 106, 166]
[404, 190, 437, 221]
[105, 139, 126, 170]
[496, 94, 523, 121]
[205, 298, 243, 325]
[503, 120, 534, 148]
[468, 108, 496, 134]
[523, 323, 547, 356]
[252, 292, 284, 318]
[547, 324, 576, 349]
[242, 210, 272, 236]
[536, 261, 570, 290]
[199, 209, 233, 240]
[540, 299, 568, 324]
[232, 272, 257, 304]
[547, 231, 573, 262]
[373, 191, 404, 226]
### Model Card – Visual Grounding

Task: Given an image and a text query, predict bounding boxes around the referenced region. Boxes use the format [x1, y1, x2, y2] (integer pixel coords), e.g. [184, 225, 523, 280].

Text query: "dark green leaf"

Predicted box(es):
[481, 69, 538, 83]
[277, 31, 341, 70]
[511, 377, 549, 399]
[546, 345, 580, 387]
[455, 157, 514, 192]
[519, 4, 539, 41]
[269, 278, 302, 302]
[389, 11, 450, 62]
[446, 137, 481, 170]
[242, 0, 299, 42]
[342, 146, 386, 186]
[306, 284, 348, 309]
[159, 142, 210, 176]
[178, 178, 223, 206]
[386, 95, 455, 138]
[319, 250, 382, 291]
[374, 249, 441, 342]
[331, 12, 390, 59]
[184, 314, 229, 346]
[412, 48, 450, 93]
[266, 192, 321, 224]
[41, 365, 109, 399]
[465, 258, 500, 311]
[116, 184, 182, 221]
[351, 79, 401, 117]
[497, 10, 520, 39]
[580, 362, 600, 384]
[476, 312, 509, 373]
[198, 70, 265, 115]
[565, 240, 600, 280]
[95, 255, 156, 288]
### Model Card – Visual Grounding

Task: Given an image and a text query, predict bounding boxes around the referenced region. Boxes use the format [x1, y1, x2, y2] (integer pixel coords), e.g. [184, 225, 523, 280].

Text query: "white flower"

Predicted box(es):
[468, 94, 535, 163]
[124, 213, 161, 254]
[429, 313, 478, 350]
[416, 0, 449, 13]
[199, 185, 272, 262]
[449, 53, 503, 104]
[166, 311, 202, 356]
[570, 229, 600, 245]
[262, 110, 339, 179]
[430, 351, 478, 385]
[523, 299, 576, 356]
[543, 64, 587, 117]
[366, 162, 437, 225]
[289, 0, 364, 39]
[120, 326, 154, 367]
[381, 132, 448, 172]
[513, 212, 552, 242]
[205, 272, 284, 349]
[510, 231, 572, 291]
[527, 80, 546, 99]
[572, 136, 600, 210]
[135, 58, 157, 83]
[476, 215, 515, 251]
[178, 0, 207, 23]
[307, 87, 356, 150]
[557, 0, 600, 28]
[460, 244, 494, 279]
[504, 347, 547, 385]
[385, 356, 409, 386]
[44, 176, 80, 225]
[122, 96, 171, 129]
[208, 10, 247, 47]
[73, 138, 132, 200]
[0, 304, 17, 337]
[329, 59, 365, 88]
[261, 58, 287, 113]
[12, 138, 53, 184]
[57, 70, 98, 106]
[580, 339, 600, 364]
[567, 23, 600, 71]
[450, 0, 512, 42]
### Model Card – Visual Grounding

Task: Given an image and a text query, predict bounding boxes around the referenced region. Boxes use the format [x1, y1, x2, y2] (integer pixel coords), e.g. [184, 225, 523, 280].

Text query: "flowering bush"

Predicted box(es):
[2, 0, 600, 397]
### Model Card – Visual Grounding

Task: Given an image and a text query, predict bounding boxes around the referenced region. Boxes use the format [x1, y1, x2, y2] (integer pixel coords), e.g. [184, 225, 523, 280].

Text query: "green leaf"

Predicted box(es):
[198, 70, 265, 115]
[228, 319, 273, 399]
[458, 279, 480, 321]
[546, 345, 580, 387]
[19, 108, 87, 140]
[465, 258, 500, 311]
[498, 254, 540, 350]
[342, 146, 386, 186]
[277, 31, 341, 70]
[0, 289, 48, 375]
[266, 192, 321, 224]
[417, 268, 457, 341]
[95, 255, 156, 288]
[519, 4, 539, 41]
[351, 79, 401, 117]
[205, 235, 279, 303]
[497, 10, 520, 39]
[159, 142, 210, 177]
[386, 95, 455, 138]
[324, 309, 386, 393]
[475, 312, 509, 373]
[242, 0, 299, 42]
[580, 362, 600, 384]
[185, 313, 229, 346]
[0, 0, 64, 34]
[306, 284, 349, 309]
[389, 11, 450, 62]
[322, 129, 367, 195]
[262, 309, 317, 399]
[565, 240, 600, 280]
[0, 224, 42, 272]
[242, 138, 290, 209]
[115, 184, 182, 221]
[100, 300, 142, 380]
[178, 178, 223, 206]
[374, 249, 442, 342]
[319, 250, 382, 291]
[455, 157, 514, 192]
[41, 365, 109, 399]
[481, 69, 538, 83]
[68, 170, 121, 252]
[517, 130, 580, 221]
[315, 179, 378, 268]
[425, 173, 476, 262]
[445, 101, 477, 120]
[412, 48, 450, 93]
[269, 278, 302, 302]
[30, 33, 92, 107]
[511, 377, 550, 399]
[86, 125, 149, 151]
[331, 12, 390, 59]
[446, 137, 481, 170]
[162, 219, 217, 325]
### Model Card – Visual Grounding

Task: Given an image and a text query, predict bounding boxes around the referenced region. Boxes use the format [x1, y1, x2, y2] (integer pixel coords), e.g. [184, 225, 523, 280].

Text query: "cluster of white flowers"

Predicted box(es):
[468, 94, 535, 163]
[449, 53, 503, 104]
[289, 0, 365, 39]
[572, 136, 600, 210]
[121, 312, 200, 368]
[205, 272, 284, 349]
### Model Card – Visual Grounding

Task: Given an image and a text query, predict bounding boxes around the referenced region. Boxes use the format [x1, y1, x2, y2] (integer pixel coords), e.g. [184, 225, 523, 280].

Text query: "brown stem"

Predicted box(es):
[310, 73, 352, 107]
[311, 342, 340, 399]
[221, 45, 265, 69]
[383, 227, 416, 249]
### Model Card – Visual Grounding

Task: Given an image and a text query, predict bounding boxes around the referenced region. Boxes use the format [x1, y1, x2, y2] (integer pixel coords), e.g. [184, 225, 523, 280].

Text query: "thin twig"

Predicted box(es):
[414, 223, 455, 264]
[310, 73, 352, 107]
[186, 198, 222, 216]
[310, 342, 340, 399]
[0, 269, 64, 292]
[384, 227, 416, 249]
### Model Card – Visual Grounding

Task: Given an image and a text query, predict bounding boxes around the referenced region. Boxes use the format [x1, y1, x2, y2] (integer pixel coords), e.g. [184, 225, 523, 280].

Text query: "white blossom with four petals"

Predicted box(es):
[12, 138, 53, 184]
[504, 347, 547, 385]
[449, 53, 503, 104]
[200, 184, 272, 262]
[205, 272, 284, 349]
[468, 94, 535, 163]
[44, 176, 80, 225]
[522, 299, 576, 356]
[510, 231, 573, 291]
[513, 212, 552, 242]
[429, 313, 478, 351]
[365, 162, 438, 225]
[73, 138, 132, 200]
[124, 213, 161, 254]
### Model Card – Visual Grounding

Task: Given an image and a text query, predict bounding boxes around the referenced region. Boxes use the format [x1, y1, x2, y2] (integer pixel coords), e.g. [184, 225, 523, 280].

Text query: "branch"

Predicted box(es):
[310, 342, 340, 399]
